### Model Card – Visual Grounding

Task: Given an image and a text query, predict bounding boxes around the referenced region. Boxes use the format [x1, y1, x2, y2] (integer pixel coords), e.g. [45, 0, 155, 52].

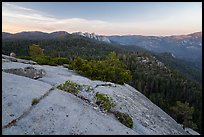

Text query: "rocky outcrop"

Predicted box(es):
[2, 55, 37, 65]
[2, 55, 199, 135]
[2, 66, 46, 79]
[2, 55, 44, 79]
[73, 32, 111, 43]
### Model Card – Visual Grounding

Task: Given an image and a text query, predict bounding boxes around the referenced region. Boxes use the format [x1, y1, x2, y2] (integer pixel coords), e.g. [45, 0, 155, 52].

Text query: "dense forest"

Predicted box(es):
[2, 35, 202, 133]
[116, 44, 202, 85]
[2, 35, 120, 59]
[117, 51, 202, 131]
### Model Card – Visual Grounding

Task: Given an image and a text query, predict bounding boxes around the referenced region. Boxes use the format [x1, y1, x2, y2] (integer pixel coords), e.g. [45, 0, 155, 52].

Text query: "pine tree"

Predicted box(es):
[29, 44, 44, 57]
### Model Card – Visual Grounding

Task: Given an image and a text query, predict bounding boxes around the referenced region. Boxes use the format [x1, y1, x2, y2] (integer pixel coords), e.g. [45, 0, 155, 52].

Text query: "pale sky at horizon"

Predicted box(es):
[2, 2, 202, 36]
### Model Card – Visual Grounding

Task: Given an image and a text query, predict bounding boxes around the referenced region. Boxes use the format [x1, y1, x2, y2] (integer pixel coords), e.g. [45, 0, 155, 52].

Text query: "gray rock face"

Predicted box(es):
[2, 72, 52, 128]
[2, 55, 198, 135]
[2, 54, 44, 79]
[2, 67, 46, 79]
[2, 87, 137, 135]
[73, 32, 111, 43]
[2, 55, 17, 62]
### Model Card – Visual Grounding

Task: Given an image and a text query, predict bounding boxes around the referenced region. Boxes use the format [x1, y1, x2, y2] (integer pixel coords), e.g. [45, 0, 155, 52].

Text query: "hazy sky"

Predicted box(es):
[2, 2, 202, 36]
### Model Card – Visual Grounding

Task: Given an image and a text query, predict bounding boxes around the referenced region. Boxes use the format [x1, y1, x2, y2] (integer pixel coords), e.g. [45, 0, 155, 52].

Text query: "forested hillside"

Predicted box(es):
[2, 34, 120, 59]
[117, 51, 202, 132]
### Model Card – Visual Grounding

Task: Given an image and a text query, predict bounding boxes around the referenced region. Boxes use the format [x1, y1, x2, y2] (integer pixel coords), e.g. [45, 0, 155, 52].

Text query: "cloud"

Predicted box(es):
[3, 2, 35, 11]
[2, 2, 202, 36]
[2, 2, 55, 21]
[2, 3, 118, 34]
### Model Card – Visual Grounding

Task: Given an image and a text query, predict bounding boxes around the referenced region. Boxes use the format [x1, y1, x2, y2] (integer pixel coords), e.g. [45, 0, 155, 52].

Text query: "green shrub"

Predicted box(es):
[68, 52, 132, 84]
[32, 56, 56, 66]
[95, 92, 116, 112]
[17, 55, 59, 66]
[32, 98, 39, 105]
[52, 57, 70, 65]
[114, 111, 133, 128]
[57, 80, 81, 95]
[17, 56, 33, 60]
[32, 56, 70, 66]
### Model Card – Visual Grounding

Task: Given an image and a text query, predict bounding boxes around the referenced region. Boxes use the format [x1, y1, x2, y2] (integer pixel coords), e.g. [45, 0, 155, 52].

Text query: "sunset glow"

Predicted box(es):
[2, 2, 202, 36]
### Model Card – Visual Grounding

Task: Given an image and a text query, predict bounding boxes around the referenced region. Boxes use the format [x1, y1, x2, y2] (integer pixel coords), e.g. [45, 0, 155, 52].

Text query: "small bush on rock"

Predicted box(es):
[114, 111, 133, 128]
[95, 92, 116, 112]
[32, 98, 39, 105]
[17, 56, 33, 60]
[17, 55, 70, 66]
[57, 80, 81, 95]
[33, 56, 57, 66]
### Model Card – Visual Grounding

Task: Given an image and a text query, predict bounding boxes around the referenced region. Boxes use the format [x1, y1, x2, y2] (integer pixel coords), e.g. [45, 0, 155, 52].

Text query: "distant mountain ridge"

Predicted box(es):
[107, 32, 202, 62]
[3, 31, 201, 44]
[2, 31, 70, 40]
[2, 31, 110, 43]
[2, 31, 202, 64]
